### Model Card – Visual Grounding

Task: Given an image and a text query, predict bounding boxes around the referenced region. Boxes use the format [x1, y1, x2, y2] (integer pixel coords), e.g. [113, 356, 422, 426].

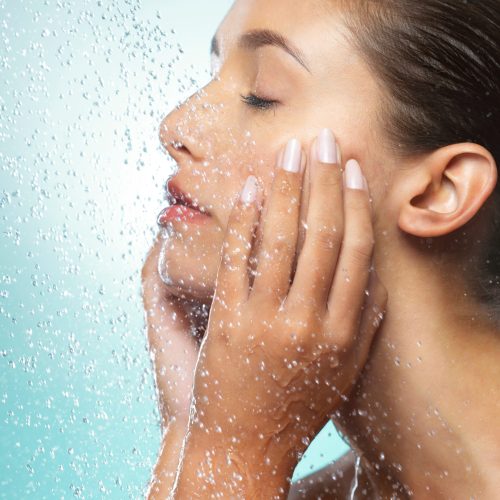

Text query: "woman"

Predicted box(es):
[141, 0, 500, 497]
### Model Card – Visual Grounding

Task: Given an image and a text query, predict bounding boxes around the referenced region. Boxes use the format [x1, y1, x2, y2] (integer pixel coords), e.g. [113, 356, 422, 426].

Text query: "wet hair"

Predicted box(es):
[340, 0, 500, 317]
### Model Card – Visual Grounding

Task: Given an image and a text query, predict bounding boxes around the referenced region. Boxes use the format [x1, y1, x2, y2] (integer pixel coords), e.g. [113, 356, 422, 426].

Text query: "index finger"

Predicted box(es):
[250, 138, 306, 304]
[213, 176, 262, 309]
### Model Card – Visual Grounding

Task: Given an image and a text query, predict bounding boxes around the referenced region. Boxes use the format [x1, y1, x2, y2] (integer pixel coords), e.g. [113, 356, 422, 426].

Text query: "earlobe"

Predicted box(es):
[398, 144, 498, 238]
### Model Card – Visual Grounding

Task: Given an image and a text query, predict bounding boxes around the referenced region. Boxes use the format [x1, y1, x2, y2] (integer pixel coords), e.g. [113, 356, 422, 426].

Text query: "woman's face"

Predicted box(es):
[157, 0, 387, 302]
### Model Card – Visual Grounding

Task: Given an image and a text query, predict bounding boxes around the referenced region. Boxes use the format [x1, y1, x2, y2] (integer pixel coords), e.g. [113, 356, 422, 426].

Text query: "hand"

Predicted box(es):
[174, 131, 388, 497]
[141, 237, 209, 428]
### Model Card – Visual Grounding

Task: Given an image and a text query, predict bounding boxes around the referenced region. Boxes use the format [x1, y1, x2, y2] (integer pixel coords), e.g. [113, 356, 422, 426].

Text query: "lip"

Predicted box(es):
[157, 204, 211, 226]
[165, 178, 211, 216]
[157, 177, 212, 227]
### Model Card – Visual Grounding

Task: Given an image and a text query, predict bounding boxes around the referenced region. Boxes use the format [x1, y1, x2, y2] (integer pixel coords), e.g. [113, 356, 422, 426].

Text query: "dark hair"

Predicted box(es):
[341, 0, 500, 316]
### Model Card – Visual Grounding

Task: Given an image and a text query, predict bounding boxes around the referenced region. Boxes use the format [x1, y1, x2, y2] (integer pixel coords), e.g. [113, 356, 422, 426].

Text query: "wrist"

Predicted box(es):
[170, 421, 301, 499]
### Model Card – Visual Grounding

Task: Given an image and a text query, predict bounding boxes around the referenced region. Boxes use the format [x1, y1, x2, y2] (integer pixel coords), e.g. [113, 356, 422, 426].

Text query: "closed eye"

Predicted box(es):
[240, 93, 280, 112]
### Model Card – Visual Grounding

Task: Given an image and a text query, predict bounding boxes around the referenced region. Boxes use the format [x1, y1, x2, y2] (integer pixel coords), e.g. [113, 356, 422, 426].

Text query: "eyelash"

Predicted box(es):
[240, 93, 280, 112]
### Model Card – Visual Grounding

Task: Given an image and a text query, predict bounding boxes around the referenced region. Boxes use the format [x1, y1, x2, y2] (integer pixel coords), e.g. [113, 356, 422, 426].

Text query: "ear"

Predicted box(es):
[398, 143, 498, 238]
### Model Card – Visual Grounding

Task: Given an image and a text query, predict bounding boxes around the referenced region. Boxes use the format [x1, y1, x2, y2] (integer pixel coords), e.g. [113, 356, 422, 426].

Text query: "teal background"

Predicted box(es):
[0, 0, 349, 497]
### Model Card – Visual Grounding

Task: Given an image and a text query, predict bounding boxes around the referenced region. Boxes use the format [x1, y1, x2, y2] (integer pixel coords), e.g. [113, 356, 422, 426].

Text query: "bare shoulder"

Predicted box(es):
[287, 451, 357, 500]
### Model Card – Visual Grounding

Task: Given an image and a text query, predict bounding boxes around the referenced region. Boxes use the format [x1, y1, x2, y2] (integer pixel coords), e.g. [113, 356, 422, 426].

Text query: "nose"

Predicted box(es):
[159, 114, 199, 164]
[158, 86, 218, 164]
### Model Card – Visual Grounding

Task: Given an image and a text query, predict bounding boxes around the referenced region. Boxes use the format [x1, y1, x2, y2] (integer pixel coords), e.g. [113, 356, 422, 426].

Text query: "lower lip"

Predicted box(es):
[157, 205, 211, 226]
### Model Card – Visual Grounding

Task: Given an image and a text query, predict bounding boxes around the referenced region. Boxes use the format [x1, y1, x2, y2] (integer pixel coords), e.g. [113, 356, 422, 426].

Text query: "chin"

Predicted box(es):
[158, 229, 219, 303]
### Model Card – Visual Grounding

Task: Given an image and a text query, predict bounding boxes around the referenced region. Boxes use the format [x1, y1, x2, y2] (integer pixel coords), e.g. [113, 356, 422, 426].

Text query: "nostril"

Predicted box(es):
[171, 141, 190, 154]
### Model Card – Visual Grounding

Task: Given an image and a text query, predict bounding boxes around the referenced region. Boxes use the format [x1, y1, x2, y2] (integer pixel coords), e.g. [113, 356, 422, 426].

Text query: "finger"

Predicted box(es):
[354, 269, 388, 367]
[326, 159, 374, 345]
[287, 129, 344, 313]
[251, 138, 306, 304]
[214, 176, 262, 308]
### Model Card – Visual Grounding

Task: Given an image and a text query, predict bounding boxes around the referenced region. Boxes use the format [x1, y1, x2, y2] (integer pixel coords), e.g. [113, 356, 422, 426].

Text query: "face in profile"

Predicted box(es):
[156, 0, 387, 303]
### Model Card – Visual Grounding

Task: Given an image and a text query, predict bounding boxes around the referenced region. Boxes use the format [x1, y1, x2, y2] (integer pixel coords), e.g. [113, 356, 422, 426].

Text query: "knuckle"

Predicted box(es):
[344, 227, 375, 264]
[333, 329, 354, 352]
[271, 234, 295, 255]
[290, 293, 316, 312]
[310, 224, 343, 251]
[348, 242, 374, 266]
[282, 312, 320, 345]
[287, 308, 316, 331]
[282, 325, 309, 351]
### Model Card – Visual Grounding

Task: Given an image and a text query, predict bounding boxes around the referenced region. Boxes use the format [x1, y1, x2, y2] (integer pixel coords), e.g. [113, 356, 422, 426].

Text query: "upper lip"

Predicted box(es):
[165, 178, 210, 215]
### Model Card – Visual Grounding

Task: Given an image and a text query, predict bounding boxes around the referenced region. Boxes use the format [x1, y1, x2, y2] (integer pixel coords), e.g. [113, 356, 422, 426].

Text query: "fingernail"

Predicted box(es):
[240, 175, 259, 205]
[316, 128, 337, 164]
[281, 138, 302, 173]
[344, 159, 367, 191]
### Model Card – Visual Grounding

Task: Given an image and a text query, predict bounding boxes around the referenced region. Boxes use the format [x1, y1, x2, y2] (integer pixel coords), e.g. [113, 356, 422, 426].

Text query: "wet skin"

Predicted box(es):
[156, 0, 386, 304]
[144, 0, 500, 497]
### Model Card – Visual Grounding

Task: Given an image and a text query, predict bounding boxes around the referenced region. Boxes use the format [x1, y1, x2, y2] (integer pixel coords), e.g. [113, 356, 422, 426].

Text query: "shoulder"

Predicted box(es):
[287, 451, 357, 500]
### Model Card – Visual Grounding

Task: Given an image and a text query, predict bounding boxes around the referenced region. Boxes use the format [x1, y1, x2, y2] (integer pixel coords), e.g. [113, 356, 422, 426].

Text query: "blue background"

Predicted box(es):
[0, 1, 349, 497]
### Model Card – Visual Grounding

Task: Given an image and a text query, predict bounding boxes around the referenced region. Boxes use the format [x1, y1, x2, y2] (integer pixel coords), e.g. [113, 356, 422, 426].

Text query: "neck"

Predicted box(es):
[335, 246, 500, 499]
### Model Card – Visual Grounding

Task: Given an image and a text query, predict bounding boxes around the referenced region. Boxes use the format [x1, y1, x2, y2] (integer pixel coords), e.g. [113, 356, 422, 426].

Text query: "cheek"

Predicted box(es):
[211, 128, 313, 261]
[217, 144, 275, 220]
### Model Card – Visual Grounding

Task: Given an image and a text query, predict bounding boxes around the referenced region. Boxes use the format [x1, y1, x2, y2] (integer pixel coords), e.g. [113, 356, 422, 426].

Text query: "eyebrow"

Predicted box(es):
[210, 29, 311, 73]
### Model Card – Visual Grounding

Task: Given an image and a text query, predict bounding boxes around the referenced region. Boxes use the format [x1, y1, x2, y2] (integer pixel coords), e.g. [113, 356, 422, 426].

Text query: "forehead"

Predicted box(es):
[219, 0, 333, 33]
[216, 0, 356, 75]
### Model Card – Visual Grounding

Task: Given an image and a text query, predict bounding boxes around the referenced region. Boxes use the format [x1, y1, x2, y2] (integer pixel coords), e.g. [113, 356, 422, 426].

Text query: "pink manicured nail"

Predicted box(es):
[344, 159, 367, 190]
[240, 176, 259, 205]
[281, 138, 302, 173]
[316, 128, 337, 164]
